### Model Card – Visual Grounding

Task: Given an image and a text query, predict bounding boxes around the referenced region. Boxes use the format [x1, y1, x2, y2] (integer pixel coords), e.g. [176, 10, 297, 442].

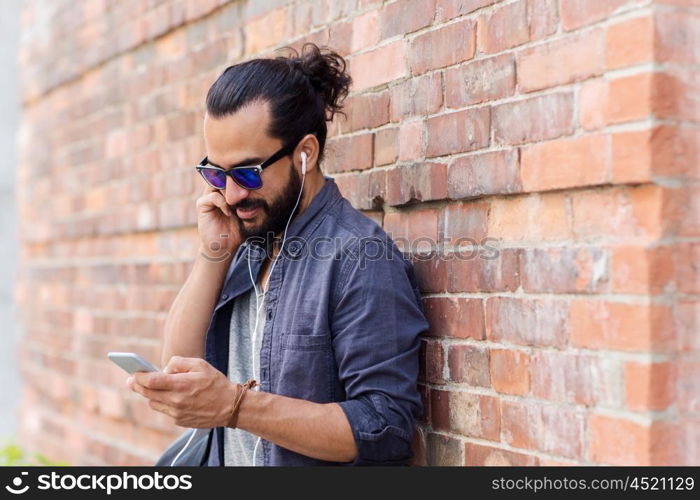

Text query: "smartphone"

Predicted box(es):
[108, 352, 159, 374]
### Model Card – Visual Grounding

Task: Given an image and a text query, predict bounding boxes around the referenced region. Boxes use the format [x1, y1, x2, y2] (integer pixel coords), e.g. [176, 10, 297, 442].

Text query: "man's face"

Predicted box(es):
[203, 101, 302, 244]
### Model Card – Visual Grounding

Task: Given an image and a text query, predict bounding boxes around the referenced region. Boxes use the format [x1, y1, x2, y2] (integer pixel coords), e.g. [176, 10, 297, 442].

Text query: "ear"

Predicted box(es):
[294, 133, 320, 174]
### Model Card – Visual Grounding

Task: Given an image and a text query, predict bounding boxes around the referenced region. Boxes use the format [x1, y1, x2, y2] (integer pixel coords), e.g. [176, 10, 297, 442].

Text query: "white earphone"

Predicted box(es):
[247, 150, 308, 466]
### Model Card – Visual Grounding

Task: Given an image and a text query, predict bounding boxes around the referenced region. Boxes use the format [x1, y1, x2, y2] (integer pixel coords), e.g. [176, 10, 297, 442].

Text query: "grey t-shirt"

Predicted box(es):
[223, 286, 265, 466]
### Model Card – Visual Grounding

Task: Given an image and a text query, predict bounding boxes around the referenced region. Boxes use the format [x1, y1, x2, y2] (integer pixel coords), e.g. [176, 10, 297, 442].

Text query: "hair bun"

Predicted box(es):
[284, 44, 352, 122]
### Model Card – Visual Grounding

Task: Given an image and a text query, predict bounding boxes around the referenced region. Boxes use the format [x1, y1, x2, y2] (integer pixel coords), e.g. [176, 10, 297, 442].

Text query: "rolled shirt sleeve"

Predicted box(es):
[332, 237, 428, 465]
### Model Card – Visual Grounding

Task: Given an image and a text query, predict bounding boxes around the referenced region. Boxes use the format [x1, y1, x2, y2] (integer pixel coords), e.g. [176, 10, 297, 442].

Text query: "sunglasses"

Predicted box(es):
[195, 141, 297, 191]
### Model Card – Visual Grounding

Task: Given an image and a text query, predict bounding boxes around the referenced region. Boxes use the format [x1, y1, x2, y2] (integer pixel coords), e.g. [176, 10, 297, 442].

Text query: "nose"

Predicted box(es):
[223, 176, 250, 206]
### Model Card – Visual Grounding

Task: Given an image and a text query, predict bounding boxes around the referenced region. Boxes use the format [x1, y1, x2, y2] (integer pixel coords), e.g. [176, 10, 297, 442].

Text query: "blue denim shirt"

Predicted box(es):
[204, 176, 428, 466]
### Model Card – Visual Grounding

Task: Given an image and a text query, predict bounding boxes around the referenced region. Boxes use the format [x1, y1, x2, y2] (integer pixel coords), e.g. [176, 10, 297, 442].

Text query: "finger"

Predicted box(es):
[208, 191, 232, 216]
[198, 192, 232, 217]
[134, 371, 178, 390]
[164, 356, 206, 374]
[149, 399, 176, 418]
[131, 380, 171, 404]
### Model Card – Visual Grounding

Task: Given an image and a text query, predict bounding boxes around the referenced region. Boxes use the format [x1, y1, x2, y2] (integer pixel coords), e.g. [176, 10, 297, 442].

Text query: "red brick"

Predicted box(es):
[571, 185, 663, 241]
[654, 69, 700, 123]
[477, 0, 529, 53]
[531, 351, 619, 406]
[335, 172, 371, 209]
[389, 72, 443, 122]
[561, 0, 644, 31]
[488, 192, 572, 242]
[374, 127, 398, 166]
[444, 201, 489, 242]
[678, 360, 700, 413]
[398, 120, 424, 162]
[610, 245, 674, 295]
[492, 92, 574, 146]
[651, 125, 700, 179]
[486, 297, 569, 348]
[655, 8, 700, 66]
[676, 301, 700, 353]
[350, 9, 380, 53]
[489, 349, 530, 395]
[447, 248, 521, 292]
[520, 134, 611, 191]
[417, 384, 430, 423]
[436, 0, 497, 21]
[520, 247, 609, 293]
[411, 254, 449, 293]
[386, 162, 448, 206]
[384, 208, 439, 248]
[325, 133, 374, 173]
[579, 78, 608, 130]
[420, 339, 445, 384]
[502, 400, 585, 458]
[624, 361, 676, 411]
[588, 413, 653, 465]
[517, 29, 604, 92]
[606, 15, 654, 69]
[612, 129, 653, 183]
[676, 242, 700, 293]
[444, 53, 515, 108]
[465, 442, 540, 466]
[431, 389, 500, 440]
[527, 0, 559, 40]
[342, 91, 390, 133]
[244, 7, 290, 55]
[350, 40, 408, 91]
[608, 72, 654, 124]
[448, 344, 490, 387]
[570, 300, 676, 352]
[368, 170, 387, 209]
[448, 150, 521, 199]
[410, 19, 476, 75]
[426, 107, 490, 157]
[380, 0, 436, 38]
[426, 432, 462, 465]
[581, 73, 660, 128]
[423, 297, 486, 339]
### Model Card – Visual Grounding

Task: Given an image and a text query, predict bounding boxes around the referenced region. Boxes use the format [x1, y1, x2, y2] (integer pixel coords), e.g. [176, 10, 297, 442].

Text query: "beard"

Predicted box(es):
[231, 161, 302, 251]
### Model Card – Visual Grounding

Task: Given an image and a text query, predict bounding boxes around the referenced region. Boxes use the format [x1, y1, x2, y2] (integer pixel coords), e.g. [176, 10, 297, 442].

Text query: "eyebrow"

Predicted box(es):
[206, 156, 265, 170]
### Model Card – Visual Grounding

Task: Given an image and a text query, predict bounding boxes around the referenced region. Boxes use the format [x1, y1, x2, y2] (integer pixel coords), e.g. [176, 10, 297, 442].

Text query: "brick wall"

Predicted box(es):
[15, 0, 699, 465]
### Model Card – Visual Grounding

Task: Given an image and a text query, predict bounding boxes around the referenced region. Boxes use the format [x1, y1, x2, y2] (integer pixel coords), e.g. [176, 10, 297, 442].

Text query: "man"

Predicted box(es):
[127, 44, 429, 466]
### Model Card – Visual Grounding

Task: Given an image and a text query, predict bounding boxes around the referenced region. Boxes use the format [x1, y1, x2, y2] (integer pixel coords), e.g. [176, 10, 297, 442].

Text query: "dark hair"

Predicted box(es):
[205, 43, 352, 167]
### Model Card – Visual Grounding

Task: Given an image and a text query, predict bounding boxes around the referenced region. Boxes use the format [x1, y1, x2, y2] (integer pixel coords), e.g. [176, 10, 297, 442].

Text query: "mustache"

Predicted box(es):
[232, 199, 266, 211]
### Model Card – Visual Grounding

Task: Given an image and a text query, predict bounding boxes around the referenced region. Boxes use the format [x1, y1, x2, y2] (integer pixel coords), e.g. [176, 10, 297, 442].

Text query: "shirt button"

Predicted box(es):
[221, 293, 228, 300]
[287, 241, 302, 257]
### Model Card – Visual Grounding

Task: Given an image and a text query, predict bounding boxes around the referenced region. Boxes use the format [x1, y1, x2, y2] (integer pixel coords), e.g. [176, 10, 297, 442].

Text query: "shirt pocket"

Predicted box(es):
[276, 330, 333, 402]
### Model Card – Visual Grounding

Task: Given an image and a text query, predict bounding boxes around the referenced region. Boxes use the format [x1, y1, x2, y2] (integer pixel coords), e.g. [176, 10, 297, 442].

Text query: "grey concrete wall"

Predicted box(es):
[0, 0, 21, 439]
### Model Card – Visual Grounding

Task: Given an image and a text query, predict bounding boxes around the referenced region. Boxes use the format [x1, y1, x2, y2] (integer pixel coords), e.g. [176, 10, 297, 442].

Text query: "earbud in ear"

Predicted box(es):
[301, 152, 307, 175]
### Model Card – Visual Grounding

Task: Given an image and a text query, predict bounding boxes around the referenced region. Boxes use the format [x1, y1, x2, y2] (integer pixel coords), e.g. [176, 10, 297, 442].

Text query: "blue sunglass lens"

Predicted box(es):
[232, 169, 262, 189]
[201, 168, 226, 189]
